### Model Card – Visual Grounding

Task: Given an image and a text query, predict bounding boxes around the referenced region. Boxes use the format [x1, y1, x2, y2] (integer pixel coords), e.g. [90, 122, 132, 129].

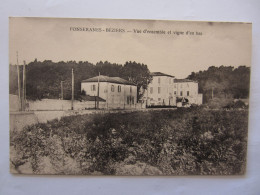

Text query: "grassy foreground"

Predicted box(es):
[10, 108, 248, 175]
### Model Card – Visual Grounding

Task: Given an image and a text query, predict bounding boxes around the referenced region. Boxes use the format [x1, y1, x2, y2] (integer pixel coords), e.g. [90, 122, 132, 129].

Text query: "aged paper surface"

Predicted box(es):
[9, 17, 251, 175]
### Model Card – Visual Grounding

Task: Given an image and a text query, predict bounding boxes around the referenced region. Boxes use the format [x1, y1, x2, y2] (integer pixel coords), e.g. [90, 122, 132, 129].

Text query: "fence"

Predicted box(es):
[10, 94, 145, 111]
[10, 94, 20, 112]
[27, 99, 106, 111]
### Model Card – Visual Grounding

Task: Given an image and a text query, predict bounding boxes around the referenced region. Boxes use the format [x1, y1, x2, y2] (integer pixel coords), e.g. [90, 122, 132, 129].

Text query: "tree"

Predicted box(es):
[122, 61, 152, 101]
[95, 61, 123, 77]
[10, 60, 152, 101]
[187, 65, 250, 102]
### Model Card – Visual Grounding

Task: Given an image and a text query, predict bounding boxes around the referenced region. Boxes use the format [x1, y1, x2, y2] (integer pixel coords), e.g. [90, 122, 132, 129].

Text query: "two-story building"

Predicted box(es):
[143, 72, 203, 106]
[81, 75, 137, 109]
[174, 79, 203, 105]
[144, 72, 176, 106]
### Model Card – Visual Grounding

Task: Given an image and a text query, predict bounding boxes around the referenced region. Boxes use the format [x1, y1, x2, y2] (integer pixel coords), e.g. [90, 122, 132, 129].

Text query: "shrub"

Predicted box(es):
[10, 108, 249, 175]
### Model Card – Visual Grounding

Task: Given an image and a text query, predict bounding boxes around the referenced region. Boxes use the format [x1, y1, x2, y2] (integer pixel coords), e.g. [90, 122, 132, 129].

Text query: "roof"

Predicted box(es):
[174, 79, 197, 83]
[81, 75, 136, 86]
[80, 95, 106, 102]
[151, 72, 175, 78]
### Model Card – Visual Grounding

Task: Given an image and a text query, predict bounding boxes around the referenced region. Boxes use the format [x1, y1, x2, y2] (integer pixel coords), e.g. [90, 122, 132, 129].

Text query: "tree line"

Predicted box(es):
[187, 65, 250, 103]
[9, 60, 152, 101]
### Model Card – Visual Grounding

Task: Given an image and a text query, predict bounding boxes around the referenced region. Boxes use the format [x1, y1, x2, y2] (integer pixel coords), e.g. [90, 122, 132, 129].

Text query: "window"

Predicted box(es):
[187, 91, 189, 96]
[158, 87, 161, 94]
[111, 85, 114, 92]
[118, 85, 121, 92]
[180, 91, 183, 96]
[130, 86, 132, 93]
[158, 98, 161, 101]
[91, 85, 96, 91]
[158, 77, 160, 83]
[127, 96, 133, 105]
[174, 91, 177, 95]
[150, 87, 153, 94]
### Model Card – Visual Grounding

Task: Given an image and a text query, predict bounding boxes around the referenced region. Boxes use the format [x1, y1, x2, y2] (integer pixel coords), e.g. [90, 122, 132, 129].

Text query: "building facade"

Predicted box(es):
[143, 72, 203, 106]
[81, 75, 137, 109]
[144, 72, 176, 106]
[174, 79, 203, 105]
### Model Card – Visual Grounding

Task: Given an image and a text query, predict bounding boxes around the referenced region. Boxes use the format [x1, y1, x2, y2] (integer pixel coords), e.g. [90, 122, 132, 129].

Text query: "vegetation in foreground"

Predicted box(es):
[10, 108, 248, 175]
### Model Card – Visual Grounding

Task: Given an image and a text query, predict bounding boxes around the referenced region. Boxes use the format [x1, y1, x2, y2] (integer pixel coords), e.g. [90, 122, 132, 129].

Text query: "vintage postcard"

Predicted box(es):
[9, 17, 251, 175]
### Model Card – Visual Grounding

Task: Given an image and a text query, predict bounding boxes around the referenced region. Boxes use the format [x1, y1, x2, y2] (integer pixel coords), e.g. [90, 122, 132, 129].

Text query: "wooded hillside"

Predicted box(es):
[187, 66, 250, 103]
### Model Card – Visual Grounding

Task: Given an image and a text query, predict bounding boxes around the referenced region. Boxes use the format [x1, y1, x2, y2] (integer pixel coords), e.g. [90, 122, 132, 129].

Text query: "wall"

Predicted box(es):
[176, 82, 202, 105]
[176, 82, 198, 97]
[197, 94, 203, 105]
[81, 82, 137, 109]
[10, 112, 38, 132]
[145, 77, 202, 106]
[9, 94, 20, 112]
[81, 81, 108, 99]
[146, 76, 175, 106]
[106, 83, 137, 109]
[28, 99, 106, 111]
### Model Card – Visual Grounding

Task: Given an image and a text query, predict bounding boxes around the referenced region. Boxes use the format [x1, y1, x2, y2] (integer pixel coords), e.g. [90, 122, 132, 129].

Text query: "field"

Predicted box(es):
[10, 107, 249, 175]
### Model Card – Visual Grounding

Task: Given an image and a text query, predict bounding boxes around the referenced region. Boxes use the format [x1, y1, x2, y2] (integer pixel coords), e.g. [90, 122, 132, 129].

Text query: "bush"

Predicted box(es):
[223, 100, 247, 110]
[10, 108, 249, 175]
[205, 97, 233, 109]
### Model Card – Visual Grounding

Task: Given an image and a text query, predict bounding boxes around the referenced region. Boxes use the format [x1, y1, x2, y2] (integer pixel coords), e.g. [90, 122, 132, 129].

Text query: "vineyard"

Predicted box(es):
[10, 108, 248, 175]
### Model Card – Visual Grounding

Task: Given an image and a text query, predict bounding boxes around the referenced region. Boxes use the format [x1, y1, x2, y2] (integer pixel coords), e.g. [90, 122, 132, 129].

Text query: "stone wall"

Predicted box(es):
[27, 99, 106, 111]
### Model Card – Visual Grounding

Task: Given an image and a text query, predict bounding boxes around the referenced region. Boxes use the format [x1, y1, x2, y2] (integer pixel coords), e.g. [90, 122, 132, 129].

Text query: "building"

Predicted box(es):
[143, 72, 203, 106]
[174, 79, 203, 105]
[144, 72, 176, 106]
[81, 75, 137, 109]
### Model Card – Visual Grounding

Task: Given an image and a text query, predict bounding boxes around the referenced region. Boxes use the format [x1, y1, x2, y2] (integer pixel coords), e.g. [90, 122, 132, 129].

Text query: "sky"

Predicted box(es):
[9, 17, 252, 78]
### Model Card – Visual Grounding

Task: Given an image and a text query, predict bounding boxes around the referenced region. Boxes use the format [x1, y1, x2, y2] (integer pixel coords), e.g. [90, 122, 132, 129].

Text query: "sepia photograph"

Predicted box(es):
[9, 17, 251, 175]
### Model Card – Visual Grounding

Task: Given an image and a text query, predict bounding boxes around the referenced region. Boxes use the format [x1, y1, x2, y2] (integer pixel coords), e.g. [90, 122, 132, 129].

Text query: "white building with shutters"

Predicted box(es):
[143, 72, 203, 106]
[81, 75, 137, 109]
